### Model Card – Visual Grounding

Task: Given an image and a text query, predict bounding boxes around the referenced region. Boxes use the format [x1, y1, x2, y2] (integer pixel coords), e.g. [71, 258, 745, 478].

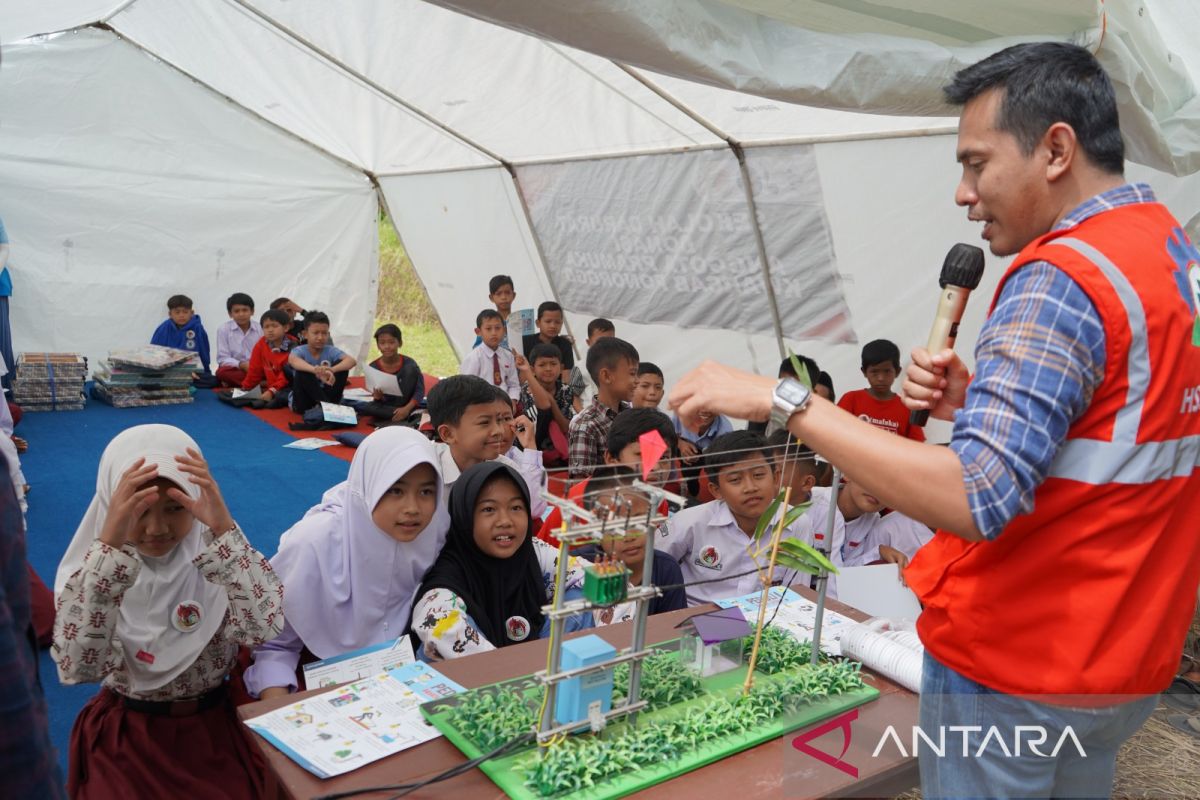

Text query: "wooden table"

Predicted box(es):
[239, 589, 920, 799]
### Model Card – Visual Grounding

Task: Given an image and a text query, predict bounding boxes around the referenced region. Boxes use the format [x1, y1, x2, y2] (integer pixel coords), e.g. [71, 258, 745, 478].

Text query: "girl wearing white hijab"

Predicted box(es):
[52, 424, 282, 800]
[244, 426, 448, 699]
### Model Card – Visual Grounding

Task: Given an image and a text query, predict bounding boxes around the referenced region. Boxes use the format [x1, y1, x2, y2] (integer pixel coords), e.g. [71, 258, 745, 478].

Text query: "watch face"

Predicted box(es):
[778, 380, 810, 405]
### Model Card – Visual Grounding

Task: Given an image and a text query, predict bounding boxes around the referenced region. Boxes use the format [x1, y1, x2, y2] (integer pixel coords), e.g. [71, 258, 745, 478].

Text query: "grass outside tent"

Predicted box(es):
[372, 215, 459, 377]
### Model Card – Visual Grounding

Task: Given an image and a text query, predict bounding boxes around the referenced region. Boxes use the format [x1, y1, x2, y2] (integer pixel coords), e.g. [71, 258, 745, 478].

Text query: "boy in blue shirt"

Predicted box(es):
[150, 294, 212, 376]
[286, 311, 356, 416]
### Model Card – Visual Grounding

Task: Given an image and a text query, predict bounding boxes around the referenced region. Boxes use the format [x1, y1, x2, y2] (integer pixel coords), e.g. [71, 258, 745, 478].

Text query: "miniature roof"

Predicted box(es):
[677, 607, 752, 646]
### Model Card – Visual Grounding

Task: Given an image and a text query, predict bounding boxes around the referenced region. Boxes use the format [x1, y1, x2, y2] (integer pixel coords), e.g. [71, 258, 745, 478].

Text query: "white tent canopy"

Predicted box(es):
[3, 0, 1200, 435]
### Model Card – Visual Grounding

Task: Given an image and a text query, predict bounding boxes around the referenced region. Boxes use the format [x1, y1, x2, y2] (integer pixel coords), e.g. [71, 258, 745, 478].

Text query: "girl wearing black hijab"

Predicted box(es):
[411, 461, 593, 659]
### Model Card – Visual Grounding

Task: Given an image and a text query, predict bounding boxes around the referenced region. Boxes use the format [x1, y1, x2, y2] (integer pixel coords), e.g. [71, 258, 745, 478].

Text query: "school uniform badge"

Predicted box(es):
[505, 615, 530, 642]
[171, 600, 203, 632]
[696, 545, 722, 570]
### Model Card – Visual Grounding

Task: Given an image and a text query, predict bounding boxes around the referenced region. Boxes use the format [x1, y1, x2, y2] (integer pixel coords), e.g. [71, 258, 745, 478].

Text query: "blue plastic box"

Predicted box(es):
[554, 634, 616, 727]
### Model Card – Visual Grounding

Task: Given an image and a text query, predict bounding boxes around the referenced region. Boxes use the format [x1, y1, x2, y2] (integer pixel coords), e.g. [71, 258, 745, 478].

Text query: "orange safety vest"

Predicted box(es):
[905, 201, 1200, 700]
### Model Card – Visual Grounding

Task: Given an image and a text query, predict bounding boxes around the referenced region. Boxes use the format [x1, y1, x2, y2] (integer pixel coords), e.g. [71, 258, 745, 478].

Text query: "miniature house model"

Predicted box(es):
[677, 607, 751, 677]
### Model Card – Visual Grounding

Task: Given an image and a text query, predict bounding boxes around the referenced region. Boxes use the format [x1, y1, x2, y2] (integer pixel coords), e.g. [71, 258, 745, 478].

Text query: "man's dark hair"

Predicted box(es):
[944, 42, 1124, 175]
[270, 297, 292, 310]
[226, 292, 254, 313]
[778, 354, 820, 384]
[260, 308, 290, 328]
[374, 323, 403, 343]
[537, 301, 562, 320]
[476, 308, 503, 328]
[304, 310, 330, 327]
[637, 362, 663, 379]
[528, 343, 562, 365]
[705, 430, 774, 480]
[861, 339, 901, 371]
[606, 408, 676, 459]
[167, 294, 193, 311]
[817, 371, 836, 402]
[428, 375, 504, 429]
[587, 318, 615, 338]
[586, 336, 639, 383]
[488, 275, 514, 295]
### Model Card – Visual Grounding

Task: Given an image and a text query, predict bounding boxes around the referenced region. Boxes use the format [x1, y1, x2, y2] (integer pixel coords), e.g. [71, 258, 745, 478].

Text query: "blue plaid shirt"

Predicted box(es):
[950, 183, 1157, 539]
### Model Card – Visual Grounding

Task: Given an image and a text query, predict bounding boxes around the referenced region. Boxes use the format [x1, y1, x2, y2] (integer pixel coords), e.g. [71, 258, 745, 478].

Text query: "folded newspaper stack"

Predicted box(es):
[13, 352, 88, 411]
[92, 345, 198, 408]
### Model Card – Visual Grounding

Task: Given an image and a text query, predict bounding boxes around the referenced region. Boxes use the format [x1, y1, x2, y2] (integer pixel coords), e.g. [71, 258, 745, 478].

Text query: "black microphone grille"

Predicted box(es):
[939, 244, 986, 290]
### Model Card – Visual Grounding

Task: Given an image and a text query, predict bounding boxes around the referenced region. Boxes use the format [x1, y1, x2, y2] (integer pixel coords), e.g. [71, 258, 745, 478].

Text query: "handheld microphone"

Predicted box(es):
[910, 243, 986, 427]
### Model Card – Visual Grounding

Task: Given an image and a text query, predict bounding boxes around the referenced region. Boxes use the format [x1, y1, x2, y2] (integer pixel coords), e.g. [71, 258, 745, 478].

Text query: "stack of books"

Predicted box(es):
[13, 353, 88, 411]
[92, 345, 198, 408]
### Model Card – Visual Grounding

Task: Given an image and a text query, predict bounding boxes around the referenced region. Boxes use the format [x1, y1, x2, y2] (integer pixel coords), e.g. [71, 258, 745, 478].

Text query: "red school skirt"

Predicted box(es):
[67, 687, 262, 800]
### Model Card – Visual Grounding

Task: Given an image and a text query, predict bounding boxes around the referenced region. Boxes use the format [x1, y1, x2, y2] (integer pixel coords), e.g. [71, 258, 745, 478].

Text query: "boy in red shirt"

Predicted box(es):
[240, 308, 296, 408]
[837, 339, 925, 442]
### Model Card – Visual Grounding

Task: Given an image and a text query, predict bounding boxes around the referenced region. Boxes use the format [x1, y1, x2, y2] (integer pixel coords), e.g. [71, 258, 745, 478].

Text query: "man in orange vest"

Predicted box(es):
[670, 42, 1200, 798]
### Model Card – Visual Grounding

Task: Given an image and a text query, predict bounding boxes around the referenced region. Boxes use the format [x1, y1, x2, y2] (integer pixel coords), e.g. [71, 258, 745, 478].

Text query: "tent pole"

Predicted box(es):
[613, 64, 787, 358]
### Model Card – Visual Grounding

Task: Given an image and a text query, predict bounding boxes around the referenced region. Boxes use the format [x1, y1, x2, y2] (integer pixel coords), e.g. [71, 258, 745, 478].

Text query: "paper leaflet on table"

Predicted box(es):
[303, 637, 416, 689]
[363, 364, 404, 397]
[713, 586, 857, 656]
[243, 662, 466, 779]
[231, 385, 263, 400]
[320, 402, 358, 425]
[283, 439, 339, 450]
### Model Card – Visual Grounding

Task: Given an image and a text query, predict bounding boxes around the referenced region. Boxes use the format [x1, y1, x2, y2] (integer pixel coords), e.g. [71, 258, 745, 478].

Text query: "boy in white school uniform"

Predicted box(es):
[460, 309, 521, 404]
[805, 474, 929, 570]
[657, 430, 836, 605]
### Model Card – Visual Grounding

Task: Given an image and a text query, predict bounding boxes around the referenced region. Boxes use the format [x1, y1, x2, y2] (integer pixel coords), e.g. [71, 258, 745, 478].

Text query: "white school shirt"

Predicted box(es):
[216, 318, 263, 369]
[656, 499, 832, 606]
[873, 512, 935, 561]
[790, 487, 853, 597]
[459, 343, 521, 401]
[433, 442, 547, 521]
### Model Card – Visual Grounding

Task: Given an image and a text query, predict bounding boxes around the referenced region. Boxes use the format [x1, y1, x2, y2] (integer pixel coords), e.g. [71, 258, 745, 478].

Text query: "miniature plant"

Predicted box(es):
[745, 625, 820, 674]
[438, 682, 538, 752]
[611, 650, 703, 710]
[521, 659, 866, 797]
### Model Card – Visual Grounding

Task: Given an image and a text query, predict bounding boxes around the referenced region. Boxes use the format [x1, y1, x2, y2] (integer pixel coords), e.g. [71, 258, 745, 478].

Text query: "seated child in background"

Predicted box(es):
[270, 297, 308, 341]
[516, 343, 575, 467]
[838, 338, 925, 441]
[215, 292, 262, 388]
[245, 427, 448, 699]
[411, 462, 593, 659]
[816, 370, 836, 402]
[359, 323, 425, 428]
[426, 375, 546, 520]
[217, 308, 296, 408]
[673, 409, 732, 465]
[766, 430, 822, 504]
[150, 293, 211, 376]
[805, 474, 898, 571]
[568, 317, 617, 402]
[539, 407, 677, 543]
[574, 466, 687, 624]
[568, 336, 639, 478]
[286, 311, 356, 416]
[657, 431, 829, 605]
[869, 511, 935, 568]
[471, 274, 534, 352]
[522, 301, 575, 382]
[460, 309, 520, 403]
[631, 362, 664, 409]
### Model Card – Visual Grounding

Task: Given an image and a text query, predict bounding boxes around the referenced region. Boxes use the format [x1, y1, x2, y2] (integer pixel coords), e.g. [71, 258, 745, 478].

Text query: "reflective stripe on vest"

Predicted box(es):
[1043, 236, 1196, 485]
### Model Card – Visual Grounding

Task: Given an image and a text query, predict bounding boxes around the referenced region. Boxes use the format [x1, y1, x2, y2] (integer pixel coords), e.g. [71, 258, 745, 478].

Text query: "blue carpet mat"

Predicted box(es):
[19, 388, 352, 774]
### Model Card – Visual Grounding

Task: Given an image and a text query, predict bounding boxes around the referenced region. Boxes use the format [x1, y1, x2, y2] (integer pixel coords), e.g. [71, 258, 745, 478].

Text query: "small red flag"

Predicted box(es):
[637, 430, 668, 480]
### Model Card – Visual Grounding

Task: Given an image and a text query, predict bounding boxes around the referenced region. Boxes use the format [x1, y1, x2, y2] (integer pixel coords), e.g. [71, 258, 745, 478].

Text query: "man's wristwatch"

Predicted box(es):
[770, 377, 812, 429]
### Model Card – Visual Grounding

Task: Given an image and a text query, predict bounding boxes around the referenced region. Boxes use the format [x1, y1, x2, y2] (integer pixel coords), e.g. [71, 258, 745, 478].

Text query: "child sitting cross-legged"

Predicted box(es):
[244, 427, 448, 700]
[215, 292, 263, 388]
[286, 310, 356, 419]
[515, 343, 575, 467]
[52, 425, 282, 800]
[410, 462, 594, 659]
[150, 294, 212, 379]
[217, 308, 297, 409]
[574, 466, 687, 625]
[426, 375, 546, 520]
[657, 430, 829, 605]
[358, 323, 425, 428]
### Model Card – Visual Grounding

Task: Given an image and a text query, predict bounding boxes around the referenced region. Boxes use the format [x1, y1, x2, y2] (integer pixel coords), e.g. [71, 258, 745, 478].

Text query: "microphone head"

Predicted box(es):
[939, 244, 986, 290]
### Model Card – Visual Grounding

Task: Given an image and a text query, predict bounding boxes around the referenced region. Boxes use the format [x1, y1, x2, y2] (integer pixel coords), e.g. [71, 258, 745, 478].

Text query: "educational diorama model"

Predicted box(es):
[423, 463, 877, 799]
